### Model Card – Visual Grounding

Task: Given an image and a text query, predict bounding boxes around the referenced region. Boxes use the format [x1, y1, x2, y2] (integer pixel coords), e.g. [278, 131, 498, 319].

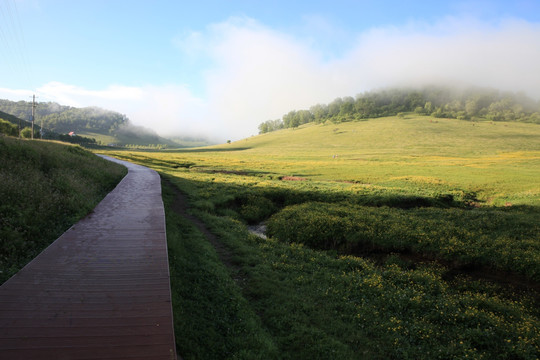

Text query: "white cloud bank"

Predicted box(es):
[2, 16, 540, 141]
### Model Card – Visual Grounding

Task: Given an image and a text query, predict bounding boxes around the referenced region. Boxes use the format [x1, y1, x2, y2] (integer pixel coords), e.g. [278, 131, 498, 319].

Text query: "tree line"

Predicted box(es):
[0, 118, 19, 137]
[0, 110, 29, 136]
[1, 109, 97, 144]
[258, 86, 540, 134]
[0, 100, 128, 134]
[0, 100, 179, 147]
[0, 118, 96, 144]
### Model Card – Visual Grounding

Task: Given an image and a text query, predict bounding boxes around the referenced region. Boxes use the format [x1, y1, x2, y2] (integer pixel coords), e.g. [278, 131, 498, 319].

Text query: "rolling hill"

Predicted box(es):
[0, 99, 206, 147]
[108, 114, 540, 206]
[0, 110, 32, 129]
[100, 113, 540, 359]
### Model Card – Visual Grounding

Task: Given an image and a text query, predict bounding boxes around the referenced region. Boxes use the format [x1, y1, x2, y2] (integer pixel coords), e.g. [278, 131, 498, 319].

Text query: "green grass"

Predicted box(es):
[97, 115, 540, 359]
[76, 131, 117, 145]
[0, 137, 127, 284]
[104, 116, 540, 205]
[267, 202, 540, 281]
[5, 115, 538, 357]
[170, 192, 540, 359]
[162, 179, 278, 359]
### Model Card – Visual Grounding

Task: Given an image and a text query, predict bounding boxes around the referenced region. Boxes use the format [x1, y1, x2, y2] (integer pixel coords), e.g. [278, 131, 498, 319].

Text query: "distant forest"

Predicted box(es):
[0, 100, 128, 134]
[258, 86, 540, 134]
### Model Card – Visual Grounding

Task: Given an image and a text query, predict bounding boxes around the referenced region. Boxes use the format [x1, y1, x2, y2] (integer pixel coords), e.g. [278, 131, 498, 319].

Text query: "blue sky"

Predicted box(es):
[1, 0, 540, 140]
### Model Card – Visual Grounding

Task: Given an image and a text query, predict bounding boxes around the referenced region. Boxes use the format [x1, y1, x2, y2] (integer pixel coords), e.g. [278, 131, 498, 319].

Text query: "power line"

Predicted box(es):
[0, 0, 34, 91]
[0, 3, 19, 77]
[8, 0, 33, 86]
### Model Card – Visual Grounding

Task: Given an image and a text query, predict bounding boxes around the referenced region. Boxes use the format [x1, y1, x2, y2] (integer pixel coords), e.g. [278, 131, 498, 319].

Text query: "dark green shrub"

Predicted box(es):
[266, 202, 357, 250]
[239, 194, 276, 224]
[266, 201, 540, 281]
[20, 127, 33, 138]
[0, 118, 18, 136]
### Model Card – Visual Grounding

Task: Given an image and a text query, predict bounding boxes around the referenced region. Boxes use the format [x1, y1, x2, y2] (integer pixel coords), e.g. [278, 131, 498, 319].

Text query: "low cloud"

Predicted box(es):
[344, 17, 540, 93]
[0, 87, 34, 99]
[178, 16, 540, 140]
[2, 16, 539, 141]
[37, 82, 145, 106]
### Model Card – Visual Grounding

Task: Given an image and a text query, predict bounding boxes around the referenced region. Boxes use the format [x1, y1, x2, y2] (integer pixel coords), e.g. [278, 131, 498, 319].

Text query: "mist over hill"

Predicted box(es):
[259, 86, 540, 133]
[0, 99, 211, 147]
[0, 99, 129, 134]
[3, 85, 538, 145]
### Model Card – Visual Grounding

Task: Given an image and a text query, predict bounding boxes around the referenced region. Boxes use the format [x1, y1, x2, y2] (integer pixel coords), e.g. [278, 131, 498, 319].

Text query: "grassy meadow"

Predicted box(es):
[0, 137, 127, 284]
[101, 115, 539, 358]
[109, 116, 538, 203]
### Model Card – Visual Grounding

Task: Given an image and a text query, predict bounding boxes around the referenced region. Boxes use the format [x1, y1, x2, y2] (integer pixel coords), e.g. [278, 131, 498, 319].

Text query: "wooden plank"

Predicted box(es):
[0, 315, 173, 328]
[0, 156, 177, 360]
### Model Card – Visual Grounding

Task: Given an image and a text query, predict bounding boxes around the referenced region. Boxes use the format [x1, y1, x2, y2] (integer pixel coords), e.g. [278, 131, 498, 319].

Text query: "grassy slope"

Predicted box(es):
[218, 116, 540, 204]
[98, 115, 540, 359]
[0, 110, 32, 128]
[78, 130, 214, 148]
[77, 131, 117, 145]
[108, 115, 540, 205]
[0, 137, 127, 284]
[76, 130, 180, 147]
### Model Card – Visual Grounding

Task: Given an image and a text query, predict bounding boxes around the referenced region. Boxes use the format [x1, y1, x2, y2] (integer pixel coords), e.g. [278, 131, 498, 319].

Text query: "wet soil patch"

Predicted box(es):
[194, 169, 250, 176]
[281, 176, 307, 181]
[192, 168, 274, 178]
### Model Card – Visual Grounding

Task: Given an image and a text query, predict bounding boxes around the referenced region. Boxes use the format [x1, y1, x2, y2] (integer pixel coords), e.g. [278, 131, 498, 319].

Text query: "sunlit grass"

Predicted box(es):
[96, 115, 540, 358]
[101, 116, 540, 205]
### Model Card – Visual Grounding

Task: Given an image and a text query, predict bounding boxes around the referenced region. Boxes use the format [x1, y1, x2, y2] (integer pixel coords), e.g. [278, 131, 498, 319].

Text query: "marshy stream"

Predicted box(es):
[247, 223, 267, 239]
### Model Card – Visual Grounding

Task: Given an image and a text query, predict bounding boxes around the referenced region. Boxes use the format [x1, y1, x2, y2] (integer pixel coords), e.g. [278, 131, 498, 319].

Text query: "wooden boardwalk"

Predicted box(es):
[0, 156, 177, 360]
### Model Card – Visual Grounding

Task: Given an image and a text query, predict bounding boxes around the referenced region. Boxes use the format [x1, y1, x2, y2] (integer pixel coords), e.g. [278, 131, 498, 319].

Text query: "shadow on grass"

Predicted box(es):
[162, 171, 540, 287]
[161, 173, 540, 359]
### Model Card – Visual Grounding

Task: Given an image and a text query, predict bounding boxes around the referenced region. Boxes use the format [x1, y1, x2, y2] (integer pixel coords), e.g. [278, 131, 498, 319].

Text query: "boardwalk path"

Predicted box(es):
[0, 156, 177, 360]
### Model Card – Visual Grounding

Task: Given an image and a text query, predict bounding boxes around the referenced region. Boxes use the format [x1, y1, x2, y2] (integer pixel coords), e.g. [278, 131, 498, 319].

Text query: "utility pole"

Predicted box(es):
[31, 94, 36, 139]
